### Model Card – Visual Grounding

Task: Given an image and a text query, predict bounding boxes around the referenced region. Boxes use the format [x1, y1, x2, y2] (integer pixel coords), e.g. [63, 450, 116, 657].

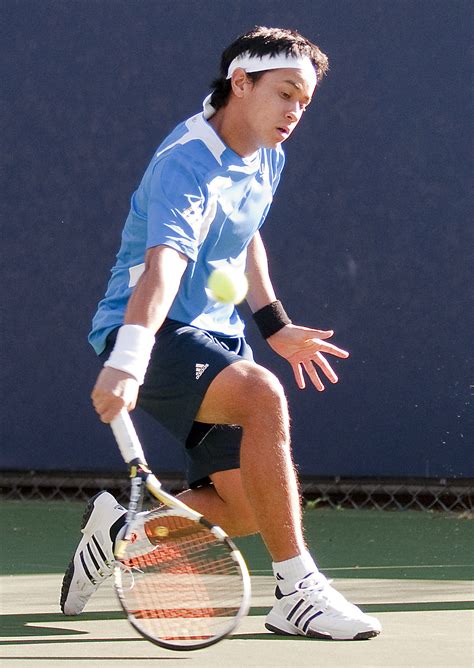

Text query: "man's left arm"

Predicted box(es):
[245, 232, 349, 391]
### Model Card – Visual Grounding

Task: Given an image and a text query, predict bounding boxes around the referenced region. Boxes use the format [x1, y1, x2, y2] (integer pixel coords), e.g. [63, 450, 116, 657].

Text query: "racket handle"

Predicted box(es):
[111, 409, 148, 466]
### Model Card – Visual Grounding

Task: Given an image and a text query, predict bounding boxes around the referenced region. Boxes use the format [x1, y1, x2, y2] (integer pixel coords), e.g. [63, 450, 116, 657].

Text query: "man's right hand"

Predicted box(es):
[91, 367, 140, 423]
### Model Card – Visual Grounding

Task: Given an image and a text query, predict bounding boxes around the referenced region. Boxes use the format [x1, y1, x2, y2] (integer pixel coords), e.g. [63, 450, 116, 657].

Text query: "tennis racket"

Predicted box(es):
[110, 409, 251, 651]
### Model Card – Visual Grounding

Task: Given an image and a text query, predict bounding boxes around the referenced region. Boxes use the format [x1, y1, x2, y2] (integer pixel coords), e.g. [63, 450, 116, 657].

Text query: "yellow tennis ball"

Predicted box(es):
[153, 526, 169, 538]
[208, 267, 248, 304]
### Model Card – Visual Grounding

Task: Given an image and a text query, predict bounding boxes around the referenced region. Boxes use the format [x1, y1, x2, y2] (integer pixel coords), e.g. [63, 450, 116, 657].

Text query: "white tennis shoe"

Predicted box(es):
[265, 573, 382, 640]
[60, 491, 126, 615]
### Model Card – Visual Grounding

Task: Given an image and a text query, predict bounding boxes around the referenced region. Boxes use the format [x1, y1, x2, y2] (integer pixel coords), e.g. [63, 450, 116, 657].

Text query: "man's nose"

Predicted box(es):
[285, 106, 300, 122]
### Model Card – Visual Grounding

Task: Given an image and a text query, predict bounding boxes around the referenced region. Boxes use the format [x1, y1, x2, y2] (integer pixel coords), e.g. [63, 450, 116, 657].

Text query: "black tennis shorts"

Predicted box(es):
[101, 319, 254, 487]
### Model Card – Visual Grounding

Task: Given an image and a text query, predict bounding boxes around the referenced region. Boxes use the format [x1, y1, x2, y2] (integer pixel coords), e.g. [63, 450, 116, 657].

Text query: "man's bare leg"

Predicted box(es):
[193, 360, 306, 562]
[176, 468, 259, 537]
[186, 360, 382, 640]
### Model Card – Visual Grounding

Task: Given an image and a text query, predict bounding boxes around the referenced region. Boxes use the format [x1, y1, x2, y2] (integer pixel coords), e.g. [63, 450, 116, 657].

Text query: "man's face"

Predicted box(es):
[240, 67, 317, 150]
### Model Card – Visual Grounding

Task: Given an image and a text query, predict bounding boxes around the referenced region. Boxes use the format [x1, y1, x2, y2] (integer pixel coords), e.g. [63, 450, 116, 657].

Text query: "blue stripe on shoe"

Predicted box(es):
[295, 604, 314, 628]
[86, 542, 100, 572]
[91, 534, 108, 563]
[302, 610, 323, 633]
[79, 551, 96, 584]
[287, 599, 304, 621]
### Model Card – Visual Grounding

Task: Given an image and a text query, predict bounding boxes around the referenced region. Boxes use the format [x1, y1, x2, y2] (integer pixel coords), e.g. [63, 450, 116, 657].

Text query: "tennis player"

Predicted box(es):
[61, 26, 381, 640]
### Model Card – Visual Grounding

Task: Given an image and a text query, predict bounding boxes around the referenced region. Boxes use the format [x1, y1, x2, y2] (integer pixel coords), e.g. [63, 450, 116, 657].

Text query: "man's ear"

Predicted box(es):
[230, 68, 251, 99]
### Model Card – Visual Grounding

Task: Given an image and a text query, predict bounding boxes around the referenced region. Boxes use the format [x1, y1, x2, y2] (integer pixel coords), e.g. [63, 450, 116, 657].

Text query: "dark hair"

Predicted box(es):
[210, 26, 329, 111]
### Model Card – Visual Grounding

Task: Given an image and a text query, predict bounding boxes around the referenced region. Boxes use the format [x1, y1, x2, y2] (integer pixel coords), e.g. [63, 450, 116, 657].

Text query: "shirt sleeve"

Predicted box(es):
[146, 152, 206, 261]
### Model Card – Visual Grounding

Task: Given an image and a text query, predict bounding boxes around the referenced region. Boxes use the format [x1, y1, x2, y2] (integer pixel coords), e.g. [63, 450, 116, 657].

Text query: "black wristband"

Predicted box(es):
[252, 300, 292, 339]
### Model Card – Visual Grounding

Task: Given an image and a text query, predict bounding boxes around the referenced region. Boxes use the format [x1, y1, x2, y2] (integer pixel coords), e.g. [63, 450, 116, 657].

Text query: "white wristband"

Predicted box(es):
[104, 324, 155, 385]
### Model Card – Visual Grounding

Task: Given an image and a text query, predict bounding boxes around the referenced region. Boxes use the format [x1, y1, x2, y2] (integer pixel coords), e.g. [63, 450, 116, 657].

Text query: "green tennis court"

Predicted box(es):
[1, 501, 473, 667]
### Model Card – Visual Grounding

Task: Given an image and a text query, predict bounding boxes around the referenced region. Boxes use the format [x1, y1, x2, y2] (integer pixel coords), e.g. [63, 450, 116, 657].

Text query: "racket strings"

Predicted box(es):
[116, 510, 245, 646]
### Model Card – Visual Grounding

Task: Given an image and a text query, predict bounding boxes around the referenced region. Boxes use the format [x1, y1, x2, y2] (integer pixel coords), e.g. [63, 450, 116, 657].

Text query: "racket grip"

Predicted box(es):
[111, 409, 148, 466]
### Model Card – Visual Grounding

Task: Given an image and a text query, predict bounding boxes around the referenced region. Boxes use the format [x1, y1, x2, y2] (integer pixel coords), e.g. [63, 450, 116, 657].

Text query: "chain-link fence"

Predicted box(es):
[1, 471, 472, 513]
[300, 476, 473, 513]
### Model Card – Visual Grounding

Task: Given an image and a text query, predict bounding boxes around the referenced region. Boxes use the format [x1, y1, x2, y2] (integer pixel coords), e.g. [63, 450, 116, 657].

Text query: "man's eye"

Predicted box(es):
[281, 92, 291, 99]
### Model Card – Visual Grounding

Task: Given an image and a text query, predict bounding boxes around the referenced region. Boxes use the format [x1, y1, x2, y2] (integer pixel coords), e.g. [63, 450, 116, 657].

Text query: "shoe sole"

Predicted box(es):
[265, 622, 380, 641]
[60, 491, 107, 614]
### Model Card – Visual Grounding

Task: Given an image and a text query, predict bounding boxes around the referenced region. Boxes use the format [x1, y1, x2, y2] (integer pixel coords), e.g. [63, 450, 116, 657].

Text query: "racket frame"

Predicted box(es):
[110, 409, 251, 651]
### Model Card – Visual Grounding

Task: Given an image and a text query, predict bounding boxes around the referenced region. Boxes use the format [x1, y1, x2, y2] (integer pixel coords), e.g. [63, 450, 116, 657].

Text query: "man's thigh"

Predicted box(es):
[195, 358, 281, 425]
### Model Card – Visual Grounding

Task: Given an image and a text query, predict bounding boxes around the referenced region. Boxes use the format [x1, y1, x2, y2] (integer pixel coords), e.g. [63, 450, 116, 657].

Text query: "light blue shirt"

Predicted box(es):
[89, 112, 285, 355]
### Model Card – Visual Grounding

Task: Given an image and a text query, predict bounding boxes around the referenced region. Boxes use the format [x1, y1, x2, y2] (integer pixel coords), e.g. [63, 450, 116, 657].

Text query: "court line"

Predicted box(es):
[251, 564, 473, 574]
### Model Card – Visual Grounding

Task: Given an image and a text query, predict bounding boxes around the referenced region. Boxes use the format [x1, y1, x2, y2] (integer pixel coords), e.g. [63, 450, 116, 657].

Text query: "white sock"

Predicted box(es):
[272, 550, 319, 595]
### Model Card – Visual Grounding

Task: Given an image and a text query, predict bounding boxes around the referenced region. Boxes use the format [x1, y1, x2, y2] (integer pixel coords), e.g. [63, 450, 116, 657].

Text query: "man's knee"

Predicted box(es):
[233, 363, 288, 419]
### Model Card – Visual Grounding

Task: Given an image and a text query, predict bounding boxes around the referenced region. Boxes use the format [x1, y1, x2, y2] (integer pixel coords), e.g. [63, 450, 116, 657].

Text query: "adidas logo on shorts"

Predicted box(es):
[195, 363, 209, 380]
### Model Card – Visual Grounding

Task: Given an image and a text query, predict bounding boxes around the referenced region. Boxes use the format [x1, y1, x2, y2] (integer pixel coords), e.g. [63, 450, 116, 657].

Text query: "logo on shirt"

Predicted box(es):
[182, 196, 203, 224]
[195, 363, 209, 380]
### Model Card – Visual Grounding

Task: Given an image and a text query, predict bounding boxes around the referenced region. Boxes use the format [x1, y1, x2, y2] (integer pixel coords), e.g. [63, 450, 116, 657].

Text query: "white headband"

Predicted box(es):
[226, 52, 317, 82]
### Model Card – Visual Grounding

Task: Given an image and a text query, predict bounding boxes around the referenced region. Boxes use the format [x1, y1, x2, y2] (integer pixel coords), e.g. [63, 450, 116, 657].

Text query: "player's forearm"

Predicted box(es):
[245, 232, 277, 312]
[103, 246, 187, 385]
[124, 245, 188, 332]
